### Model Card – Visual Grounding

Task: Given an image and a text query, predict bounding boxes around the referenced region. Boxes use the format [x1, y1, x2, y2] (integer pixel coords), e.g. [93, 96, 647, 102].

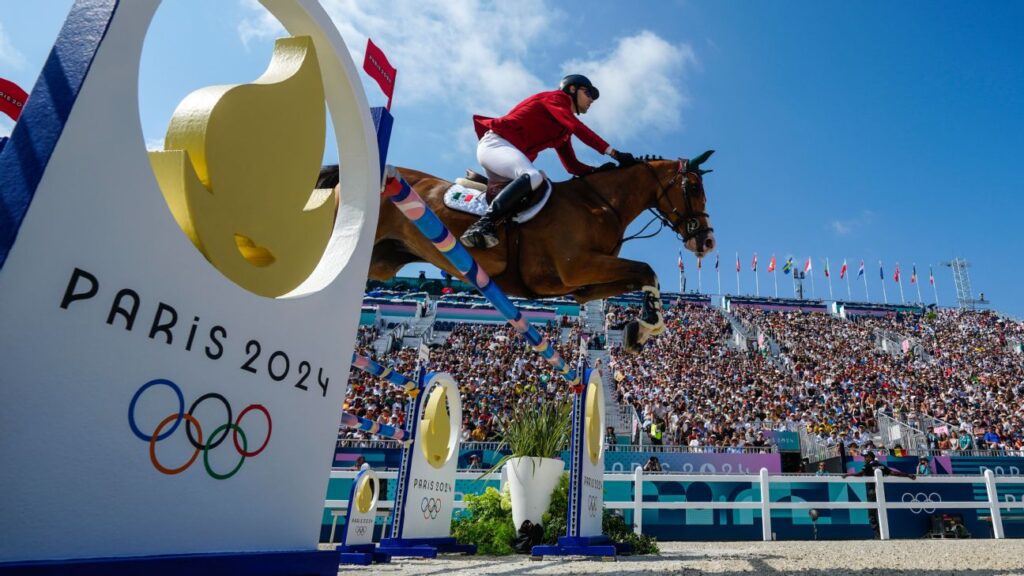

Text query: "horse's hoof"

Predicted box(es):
[623, 320, 641, 353]
[482, 233, 500, 248]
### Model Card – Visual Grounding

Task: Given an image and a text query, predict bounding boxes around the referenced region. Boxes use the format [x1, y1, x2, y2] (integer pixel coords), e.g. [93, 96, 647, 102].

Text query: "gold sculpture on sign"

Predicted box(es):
[585, 377, 602, 465]
[419, 384, 453, 469]
[354, 474, 375, 514]
[149, 36, 334, 297]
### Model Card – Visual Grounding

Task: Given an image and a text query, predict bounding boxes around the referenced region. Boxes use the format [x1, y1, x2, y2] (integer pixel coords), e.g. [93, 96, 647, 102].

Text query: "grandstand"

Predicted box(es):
[345, 277, 1024, 464]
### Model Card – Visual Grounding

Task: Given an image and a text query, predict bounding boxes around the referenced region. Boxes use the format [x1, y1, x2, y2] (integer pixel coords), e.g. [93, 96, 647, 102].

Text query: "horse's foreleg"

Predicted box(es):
[561, 255, 665, 347]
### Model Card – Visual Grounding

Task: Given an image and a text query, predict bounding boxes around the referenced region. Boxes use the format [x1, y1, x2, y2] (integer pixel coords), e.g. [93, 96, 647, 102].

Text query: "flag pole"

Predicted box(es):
[698, 259, 703, 294]
[880, 261, 888, 304]
[914, 264, 923, 304]
[897, 263, 905, 304]
[845, 259, 852, 301]
[826, 257, 834, 300]
[810, 264, 817, 299]
[773, 266, 779, 298]
[735, 252, 741, 295]
[862, 262, 870, 302]
[754, 254, 760, 297]
[716, 253, 721, 296]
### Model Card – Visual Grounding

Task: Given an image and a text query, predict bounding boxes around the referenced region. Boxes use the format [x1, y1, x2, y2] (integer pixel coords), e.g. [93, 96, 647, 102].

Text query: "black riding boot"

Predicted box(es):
[460, 174, 535, 249]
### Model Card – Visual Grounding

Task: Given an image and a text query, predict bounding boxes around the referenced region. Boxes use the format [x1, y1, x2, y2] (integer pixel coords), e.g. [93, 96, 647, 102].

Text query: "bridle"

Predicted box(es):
[639, 159, 713, 245]
[588, 158, 713, 251]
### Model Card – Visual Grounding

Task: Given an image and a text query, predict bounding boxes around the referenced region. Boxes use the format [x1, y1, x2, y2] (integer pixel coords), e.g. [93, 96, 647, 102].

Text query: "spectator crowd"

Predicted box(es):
[341, 292, 1024, 455]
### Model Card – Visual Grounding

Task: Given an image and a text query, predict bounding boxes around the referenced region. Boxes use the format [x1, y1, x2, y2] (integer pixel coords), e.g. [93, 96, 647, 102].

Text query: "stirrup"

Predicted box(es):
[460, 223, 499, 249]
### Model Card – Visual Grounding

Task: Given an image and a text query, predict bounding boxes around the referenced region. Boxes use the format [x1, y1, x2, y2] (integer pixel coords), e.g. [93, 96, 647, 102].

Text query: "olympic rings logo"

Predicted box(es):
[587, 494, 599, 517]
[421, 497, 442, 520]
[355, 525, 368, 536]
[901, 492, 942, 514]
[128, 379, 272, 480]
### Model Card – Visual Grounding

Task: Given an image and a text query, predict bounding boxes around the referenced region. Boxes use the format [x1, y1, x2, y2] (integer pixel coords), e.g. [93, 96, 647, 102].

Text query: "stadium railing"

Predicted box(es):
[324, 467, 1024, 542]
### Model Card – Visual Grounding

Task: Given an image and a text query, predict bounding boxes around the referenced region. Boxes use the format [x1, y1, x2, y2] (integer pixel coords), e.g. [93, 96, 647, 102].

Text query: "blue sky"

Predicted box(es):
[3, 1, 1022, 318]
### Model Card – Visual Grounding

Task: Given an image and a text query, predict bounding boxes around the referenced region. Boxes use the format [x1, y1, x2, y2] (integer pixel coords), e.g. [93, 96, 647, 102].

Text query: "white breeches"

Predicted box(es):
[476, 131, 544, 190]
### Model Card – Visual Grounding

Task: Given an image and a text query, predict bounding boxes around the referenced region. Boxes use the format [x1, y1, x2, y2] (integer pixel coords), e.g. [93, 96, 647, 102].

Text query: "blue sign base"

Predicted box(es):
[378, 537, 476, 558]
[337, 544, 391, 565]
[0, 549, 341, 576]
[532, 535, 630, 559]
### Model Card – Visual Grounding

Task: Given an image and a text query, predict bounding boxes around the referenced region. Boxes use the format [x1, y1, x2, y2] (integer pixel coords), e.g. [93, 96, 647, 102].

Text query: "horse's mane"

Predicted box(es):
[568, 154, 667, 183]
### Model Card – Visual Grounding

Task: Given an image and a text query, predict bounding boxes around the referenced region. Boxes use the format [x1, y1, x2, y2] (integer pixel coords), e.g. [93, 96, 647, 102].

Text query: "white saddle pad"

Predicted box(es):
[442, 179, 552, 224]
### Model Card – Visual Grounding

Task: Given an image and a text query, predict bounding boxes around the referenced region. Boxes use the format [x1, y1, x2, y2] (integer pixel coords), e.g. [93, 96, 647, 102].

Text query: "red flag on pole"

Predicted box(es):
[767, 255, 776, 273]
[363, 39, 397, 110]
[0, 77, 28, 121]
[840, 260, 848, 279]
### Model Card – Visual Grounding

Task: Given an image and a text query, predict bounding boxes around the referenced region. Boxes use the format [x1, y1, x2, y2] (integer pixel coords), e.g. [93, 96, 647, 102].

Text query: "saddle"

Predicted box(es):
[460, 169, 547, 208]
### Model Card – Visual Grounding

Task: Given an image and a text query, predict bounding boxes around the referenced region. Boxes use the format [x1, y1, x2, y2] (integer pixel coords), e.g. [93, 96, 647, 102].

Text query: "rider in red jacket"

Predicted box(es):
[460, 74, 636, 249]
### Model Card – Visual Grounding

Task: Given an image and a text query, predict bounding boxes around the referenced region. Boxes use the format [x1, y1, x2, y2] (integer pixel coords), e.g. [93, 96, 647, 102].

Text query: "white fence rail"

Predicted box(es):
[325, 468, 1024, 542]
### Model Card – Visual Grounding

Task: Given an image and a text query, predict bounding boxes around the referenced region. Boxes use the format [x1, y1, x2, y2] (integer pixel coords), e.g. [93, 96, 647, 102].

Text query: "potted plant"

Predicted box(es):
[492, 396, 572, 531]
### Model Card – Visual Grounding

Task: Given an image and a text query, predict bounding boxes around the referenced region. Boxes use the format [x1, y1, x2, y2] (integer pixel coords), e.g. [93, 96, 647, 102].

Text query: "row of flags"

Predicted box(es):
[676, 253, 936, 285]
[677, 251, 940, 303]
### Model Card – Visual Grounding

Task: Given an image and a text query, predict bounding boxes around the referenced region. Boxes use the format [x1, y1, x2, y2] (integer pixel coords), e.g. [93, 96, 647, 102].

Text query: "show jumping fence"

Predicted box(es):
[324, 468, 1024, 542]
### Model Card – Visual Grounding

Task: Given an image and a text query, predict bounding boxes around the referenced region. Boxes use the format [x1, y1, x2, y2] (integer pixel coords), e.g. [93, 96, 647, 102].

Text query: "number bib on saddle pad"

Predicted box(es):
[442, 179, 552, 224]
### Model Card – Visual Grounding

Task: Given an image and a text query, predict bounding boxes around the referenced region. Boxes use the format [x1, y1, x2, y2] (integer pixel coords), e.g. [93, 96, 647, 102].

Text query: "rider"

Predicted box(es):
[460, 74, 637, 249]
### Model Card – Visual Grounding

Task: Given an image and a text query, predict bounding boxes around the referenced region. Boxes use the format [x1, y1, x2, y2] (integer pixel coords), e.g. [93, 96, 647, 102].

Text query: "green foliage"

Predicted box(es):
[454, 473, 659, 556]
[450, 486, 516, 555]
[602, 510, 660, 555]
[499, 396, 572, 459]
[541, 473, 570, 542]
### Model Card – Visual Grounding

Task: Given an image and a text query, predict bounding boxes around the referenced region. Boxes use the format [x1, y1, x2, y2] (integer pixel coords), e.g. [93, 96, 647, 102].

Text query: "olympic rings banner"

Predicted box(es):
[0, 0, 379, 563]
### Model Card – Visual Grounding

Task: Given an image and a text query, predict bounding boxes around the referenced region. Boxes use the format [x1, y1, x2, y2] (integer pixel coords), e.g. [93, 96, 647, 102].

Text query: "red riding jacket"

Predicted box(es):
[473, 90, 611, 176]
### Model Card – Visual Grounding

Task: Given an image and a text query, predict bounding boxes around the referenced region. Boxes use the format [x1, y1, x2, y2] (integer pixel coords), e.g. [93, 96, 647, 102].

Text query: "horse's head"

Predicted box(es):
[645, 151, 715, 258]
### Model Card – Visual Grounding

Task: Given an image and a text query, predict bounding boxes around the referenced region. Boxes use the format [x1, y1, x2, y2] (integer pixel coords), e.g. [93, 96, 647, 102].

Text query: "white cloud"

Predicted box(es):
[0, 21, 26, 70]
[563, 31, 697, 143]
[830, 210, 874, 236]
[236, 4, 696, 152]
[238, 0, 554, 116]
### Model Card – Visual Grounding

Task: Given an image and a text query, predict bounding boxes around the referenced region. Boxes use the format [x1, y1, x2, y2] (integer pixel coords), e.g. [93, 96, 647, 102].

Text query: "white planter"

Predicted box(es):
[505, 456, 564, 531]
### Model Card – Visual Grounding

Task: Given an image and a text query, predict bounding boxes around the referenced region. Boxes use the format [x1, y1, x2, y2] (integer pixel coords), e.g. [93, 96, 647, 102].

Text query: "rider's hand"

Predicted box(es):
[611, 150, 637, 166]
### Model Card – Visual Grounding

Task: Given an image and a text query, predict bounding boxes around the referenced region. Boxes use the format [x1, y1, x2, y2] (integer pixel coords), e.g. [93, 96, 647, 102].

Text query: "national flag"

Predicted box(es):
[697, 257, 702, 270]
[0, 77, 28, 121]
[715, 253, 720, 270]
[752, 253, 758, 272]
[678, 251, 683, 271]
[911, 265, 918, 284]
[736, 253, 740, 273]
[804, 258, 813, 273]
[363, 38, 397, 110]
[782, 257, 793, 274]
[824, 259, 832, 278]
[879, 261, 884, 280]
[840, 259, 848, 280]
[929, 266, 935, 285]
[894, 263, 901, 283]
[768, 255, 776, 273]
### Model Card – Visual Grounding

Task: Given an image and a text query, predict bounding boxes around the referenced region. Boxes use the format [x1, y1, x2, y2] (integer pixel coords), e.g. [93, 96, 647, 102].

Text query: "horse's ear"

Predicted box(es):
[689, 150, 715, 170]
[698, 169, 713, 176]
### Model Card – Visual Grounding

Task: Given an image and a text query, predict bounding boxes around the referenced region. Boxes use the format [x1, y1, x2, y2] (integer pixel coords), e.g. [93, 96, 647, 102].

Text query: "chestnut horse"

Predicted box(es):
[340, 152, 714, 348]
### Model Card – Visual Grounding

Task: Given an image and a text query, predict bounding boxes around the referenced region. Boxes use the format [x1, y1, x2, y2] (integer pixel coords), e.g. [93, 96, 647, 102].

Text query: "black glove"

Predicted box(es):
[597, 161, 618, 171]
[612, 150, 637, 166]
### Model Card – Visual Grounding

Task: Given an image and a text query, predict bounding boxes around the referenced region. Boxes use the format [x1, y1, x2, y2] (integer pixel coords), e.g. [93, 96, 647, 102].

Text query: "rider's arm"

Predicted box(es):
[554, 139, 595, 176]
[541, 92, 612, 155]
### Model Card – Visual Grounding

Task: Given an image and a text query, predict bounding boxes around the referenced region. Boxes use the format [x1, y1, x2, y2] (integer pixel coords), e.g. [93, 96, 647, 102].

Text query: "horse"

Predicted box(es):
[325, 151, 715, 352]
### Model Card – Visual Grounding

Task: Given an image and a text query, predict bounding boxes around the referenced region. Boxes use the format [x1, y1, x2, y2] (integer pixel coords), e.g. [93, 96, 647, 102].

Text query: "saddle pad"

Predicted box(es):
[442, 179, 552, 224]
